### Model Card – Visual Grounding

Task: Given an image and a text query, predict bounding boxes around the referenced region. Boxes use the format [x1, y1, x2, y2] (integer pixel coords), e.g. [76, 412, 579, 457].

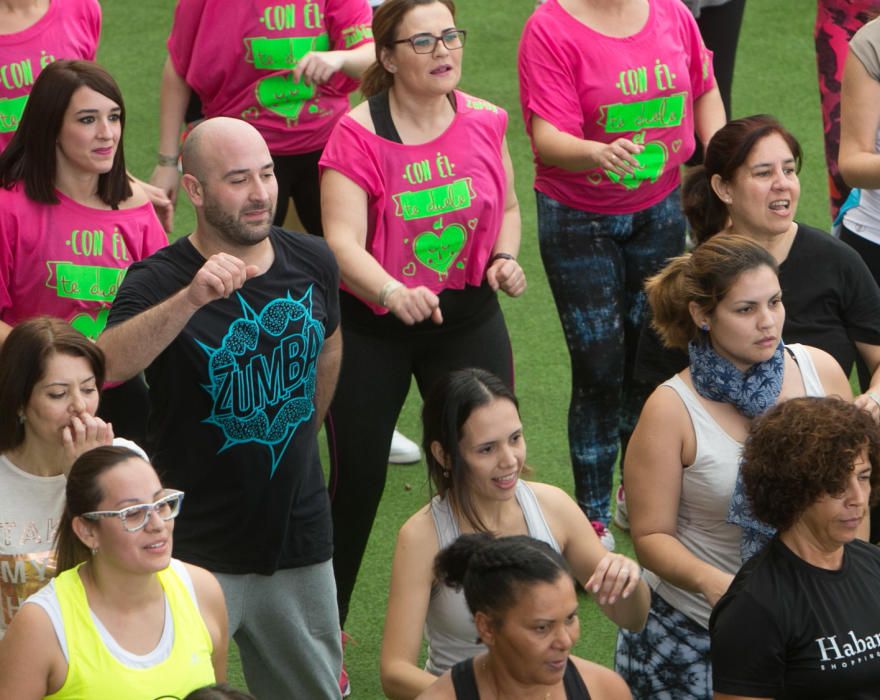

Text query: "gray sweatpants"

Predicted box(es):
[214, 559, 342, 699]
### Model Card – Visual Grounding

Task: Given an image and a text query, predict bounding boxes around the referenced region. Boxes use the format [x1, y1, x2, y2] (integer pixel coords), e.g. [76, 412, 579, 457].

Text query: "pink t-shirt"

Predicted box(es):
[0, 0, 101, 151]
[168, 0, 373, 156]
[518, 0, 715, 214]
[320, 91, 508, 315]
[0, 184, 168, 339]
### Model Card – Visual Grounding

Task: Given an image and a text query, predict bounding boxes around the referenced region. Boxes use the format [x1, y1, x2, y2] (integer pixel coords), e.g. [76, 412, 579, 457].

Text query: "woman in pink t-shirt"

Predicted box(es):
[0, 60, 168, 446]
[0, 0, 100, 153]
[518, 0, 726, 548]
[319, 0, 525, 635]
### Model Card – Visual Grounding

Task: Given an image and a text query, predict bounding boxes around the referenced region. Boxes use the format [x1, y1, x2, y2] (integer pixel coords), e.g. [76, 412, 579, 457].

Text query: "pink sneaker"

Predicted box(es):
[591, 520, 616, 551]
[339, 631, 352, 697]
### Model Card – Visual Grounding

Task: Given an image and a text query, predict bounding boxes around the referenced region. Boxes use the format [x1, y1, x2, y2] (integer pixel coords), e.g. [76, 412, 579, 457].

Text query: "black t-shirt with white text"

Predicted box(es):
[107, 228, 339, 574]
[710, 537, 880, 699]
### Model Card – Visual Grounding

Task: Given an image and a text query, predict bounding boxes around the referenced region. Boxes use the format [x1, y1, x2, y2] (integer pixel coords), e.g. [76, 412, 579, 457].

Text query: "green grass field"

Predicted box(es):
[96, 0, 828, 696]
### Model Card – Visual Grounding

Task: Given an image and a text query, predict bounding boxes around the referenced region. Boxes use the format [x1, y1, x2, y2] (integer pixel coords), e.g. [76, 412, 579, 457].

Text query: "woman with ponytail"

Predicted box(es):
[634, 115, 880, 416]
[416, 533, 632, 700]
[320, 0, 525, 636]
[617, 234, 852, 699]
[0, 446, 228, 700]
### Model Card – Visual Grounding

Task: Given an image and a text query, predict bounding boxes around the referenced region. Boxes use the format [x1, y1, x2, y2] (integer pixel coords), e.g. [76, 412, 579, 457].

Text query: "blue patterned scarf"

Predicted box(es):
[688, 337, 786, 562]
[687, 338, 785, 418]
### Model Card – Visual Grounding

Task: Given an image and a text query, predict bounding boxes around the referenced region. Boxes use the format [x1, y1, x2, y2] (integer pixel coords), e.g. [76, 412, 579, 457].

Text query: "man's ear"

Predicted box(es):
[180, 173, 204, 207]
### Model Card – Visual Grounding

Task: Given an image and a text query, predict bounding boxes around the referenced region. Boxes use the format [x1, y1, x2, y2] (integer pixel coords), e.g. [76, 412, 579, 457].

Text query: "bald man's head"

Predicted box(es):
[181, 117, 269, 183]
[179, 117, 278, 247]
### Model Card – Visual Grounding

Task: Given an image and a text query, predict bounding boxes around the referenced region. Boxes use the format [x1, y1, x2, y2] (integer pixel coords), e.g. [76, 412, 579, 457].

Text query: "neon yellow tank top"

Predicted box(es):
[45, 561, 215, 700]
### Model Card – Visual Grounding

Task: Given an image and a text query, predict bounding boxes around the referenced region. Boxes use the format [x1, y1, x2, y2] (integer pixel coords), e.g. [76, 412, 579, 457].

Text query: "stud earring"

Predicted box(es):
[90, 547, 99, 556]
[443, 470, 450, 479]
[17, 413, 25, 424]
[701, 323, 710, 332]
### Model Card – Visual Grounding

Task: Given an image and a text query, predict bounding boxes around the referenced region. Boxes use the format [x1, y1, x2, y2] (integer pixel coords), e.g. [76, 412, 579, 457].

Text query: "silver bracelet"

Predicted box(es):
[378, 280, 403, 308]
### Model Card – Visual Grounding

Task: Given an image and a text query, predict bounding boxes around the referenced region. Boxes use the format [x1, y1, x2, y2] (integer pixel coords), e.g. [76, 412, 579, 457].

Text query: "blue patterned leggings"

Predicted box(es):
[615, 590, 711, 700]
[536, 189, 685, 523]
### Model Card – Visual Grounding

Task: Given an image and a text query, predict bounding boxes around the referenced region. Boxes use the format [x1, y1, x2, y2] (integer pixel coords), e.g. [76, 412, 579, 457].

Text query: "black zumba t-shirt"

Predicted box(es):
[634, 224, 880, 388]
[710, 537, 880, 699]
[106, 227, 339, 574]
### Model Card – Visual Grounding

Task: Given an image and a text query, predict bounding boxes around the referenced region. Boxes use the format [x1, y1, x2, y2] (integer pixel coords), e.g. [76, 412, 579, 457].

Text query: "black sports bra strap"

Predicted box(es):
[367, 90, 403, 143]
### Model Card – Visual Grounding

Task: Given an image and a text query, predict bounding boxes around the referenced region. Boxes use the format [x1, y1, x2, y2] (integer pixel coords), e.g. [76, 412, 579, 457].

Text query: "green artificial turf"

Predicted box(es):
[95, 0, 828, 696]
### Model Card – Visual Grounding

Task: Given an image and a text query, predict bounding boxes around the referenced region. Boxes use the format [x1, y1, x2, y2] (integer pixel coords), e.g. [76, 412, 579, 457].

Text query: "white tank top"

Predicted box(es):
[642, 343, 824, 629]
[424, 480, 561, 675]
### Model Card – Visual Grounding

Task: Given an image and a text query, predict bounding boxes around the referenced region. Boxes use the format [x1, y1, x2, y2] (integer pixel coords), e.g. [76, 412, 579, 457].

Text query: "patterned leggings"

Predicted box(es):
[815, 0, 880, 219]
[615, 590, 711, 700]
[536, 189, 685, 524]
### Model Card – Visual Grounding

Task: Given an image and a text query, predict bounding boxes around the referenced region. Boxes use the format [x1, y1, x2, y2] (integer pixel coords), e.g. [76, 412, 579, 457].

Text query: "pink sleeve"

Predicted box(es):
[141, 209, 169, 258]
[326, 0, 374, 51]
[83, 0, 102, 60]
[319, 119, 381, 196]
[677, 1, 715, 100]
[518, 16, 584, 138]
[0, 205, 13, 317]
[167, 0, 208, 79]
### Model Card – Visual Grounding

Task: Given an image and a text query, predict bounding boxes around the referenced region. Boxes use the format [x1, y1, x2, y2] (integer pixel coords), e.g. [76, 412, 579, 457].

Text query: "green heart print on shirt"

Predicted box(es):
[604, 140, 669, 190]
[413, 220, 467, 274]
[244, 34, 330, 123]
[70, 308, 110, 340]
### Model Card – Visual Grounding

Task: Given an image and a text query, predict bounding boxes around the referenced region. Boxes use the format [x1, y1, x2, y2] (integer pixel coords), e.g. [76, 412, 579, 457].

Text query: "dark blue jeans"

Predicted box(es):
[536, 188, 685, 524]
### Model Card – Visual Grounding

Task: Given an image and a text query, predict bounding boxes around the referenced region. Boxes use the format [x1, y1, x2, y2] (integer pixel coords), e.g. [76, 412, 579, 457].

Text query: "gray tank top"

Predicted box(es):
[424, 480, 561, 675]
[643, 344, 824, 629]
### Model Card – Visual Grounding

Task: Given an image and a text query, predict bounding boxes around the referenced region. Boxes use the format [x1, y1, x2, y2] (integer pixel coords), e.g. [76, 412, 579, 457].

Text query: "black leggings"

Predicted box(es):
[272, 149, 324, 235]
[687, 0, 746, 165]
[326, 289, 514, 626]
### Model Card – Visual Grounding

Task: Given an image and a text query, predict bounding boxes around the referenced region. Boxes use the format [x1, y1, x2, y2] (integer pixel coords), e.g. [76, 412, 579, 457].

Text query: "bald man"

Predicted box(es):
[99, 117, 343, 699]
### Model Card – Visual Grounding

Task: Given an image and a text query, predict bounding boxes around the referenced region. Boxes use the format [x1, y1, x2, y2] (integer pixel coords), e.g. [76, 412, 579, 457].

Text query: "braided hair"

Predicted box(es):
[433, 533, 574, 620]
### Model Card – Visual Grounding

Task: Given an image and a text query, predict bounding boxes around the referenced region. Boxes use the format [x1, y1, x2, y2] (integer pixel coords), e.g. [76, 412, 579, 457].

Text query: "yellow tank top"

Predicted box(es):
[45, 561, 215, 700]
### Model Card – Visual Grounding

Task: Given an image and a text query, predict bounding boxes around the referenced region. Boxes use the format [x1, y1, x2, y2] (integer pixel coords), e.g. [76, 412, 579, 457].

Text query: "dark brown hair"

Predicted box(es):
[0, 60, 132, 206]
[682, 115, 802, 244]
[0, 317, 106, 452]
[645, 233, 779, 350]
[434, 533, 574, 622]
[422, 368, 521, 533]
[54, 445, 149, 572]
[361, 0, 457, 97]
[742, 397, 880, 531]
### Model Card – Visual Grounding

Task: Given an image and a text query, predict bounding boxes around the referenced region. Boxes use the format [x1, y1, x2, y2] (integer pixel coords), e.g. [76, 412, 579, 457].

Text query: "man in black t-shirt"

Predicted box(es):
[99, 118, 342, 699]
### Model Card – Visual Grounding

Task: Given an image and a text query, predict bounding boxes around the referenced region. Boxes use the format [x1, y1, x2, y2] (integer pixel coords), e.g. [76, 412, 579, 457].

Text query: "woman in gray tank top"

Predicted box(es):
[380, 369, 650, 700]
[617, 234, 853, 700]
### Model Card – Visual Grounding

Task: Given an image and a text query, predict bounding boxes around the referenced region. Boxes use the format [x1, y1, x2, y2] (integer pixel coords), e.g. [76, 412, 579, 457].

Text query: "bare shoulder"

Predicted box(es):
[414, 669, 454, 700]
[347, 100, 375, 132]
[399, 503, 439, 546]
[119, 178, 151, 209]
[804, 345, 852, 399]
[181, 562, 224, 608]
[570, 656, 632, 700]
[527, 480, 580, 520]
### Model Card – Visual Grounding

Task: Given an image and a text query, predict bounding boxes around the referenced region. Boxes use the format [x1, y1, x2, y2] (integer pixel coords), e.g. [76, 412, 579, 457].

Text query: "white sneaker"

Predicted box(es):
[591, 520, 616, 551]
[613, 484, 630, 531]
[389, 428, 421, 464]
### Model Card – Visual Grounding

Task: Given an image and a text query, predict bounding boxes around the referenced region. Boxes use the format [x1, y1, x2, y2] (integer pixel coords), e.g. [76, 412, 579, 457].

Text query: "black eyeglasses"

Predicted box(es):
[393, 29, 467, 54]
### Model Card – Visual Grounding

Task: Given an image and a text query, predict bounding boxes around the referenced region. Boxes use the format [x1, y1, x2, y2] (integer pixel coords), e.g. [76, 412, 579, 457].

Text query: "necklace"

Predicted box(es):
[481, 656, 554, 700]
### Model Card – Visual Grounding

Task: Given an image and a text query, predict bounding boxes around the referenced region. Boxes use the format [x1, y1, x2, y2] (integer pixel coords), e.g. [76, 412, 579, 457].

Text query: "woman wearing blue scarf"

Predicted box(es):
[614, 234, 853, 700]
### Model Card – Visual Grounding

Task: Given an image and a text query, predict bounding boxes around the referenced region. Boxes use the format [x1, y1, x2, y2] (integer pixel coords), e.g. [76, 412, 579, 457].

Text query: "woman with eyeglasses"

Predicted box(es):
[517, 0, 726, 549]
[0, 316, 149, 640]
[320, 0, 525, 635]
[0, 445, 229, 700]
